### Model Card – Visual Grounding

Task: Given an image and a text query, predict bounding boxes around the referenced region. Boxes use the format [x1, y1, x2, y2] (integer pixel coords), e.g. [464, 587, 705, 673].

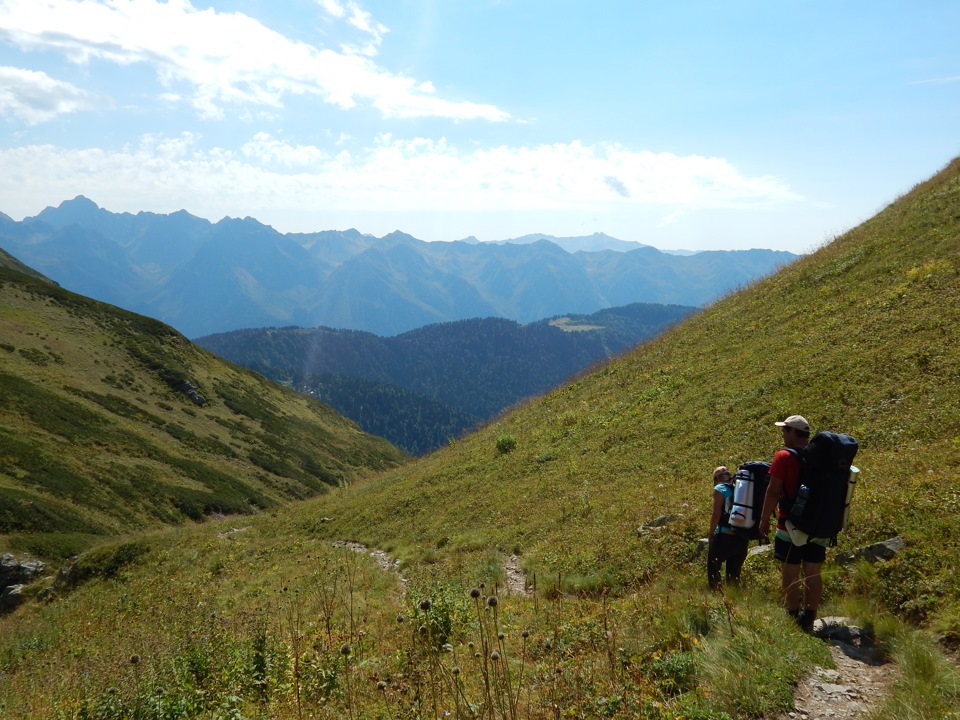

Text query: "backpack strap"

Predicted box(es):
[718, 481, 735, 530]
[778, 447, 803, 514]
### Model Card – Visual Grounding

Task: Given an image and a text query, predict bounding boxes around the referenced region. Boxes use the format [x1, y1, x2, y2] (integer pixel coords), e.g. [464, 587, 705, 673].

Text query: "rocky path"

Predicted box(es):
[773, 618, 900, 720]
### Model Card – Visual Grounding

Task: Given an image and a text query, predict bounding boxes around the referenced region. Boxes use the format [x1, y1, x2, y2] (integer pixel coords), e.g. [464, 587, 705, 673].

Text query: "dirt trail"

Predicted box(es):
[773, 620, 900, 720]
[332, 541, 531, 596]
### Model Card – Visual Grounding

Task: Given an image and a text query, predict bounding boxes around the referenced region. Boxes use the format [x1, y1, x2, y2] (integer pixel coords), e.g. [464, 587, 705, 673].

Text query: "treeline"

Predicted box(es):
[197, 303, 696, 454]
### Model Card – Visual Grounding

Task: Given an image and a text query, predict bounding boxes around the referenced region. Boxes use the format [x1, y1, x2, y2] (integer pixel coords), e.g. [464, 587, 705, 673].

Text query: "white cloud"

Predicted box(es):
[0, 134, 802, 228]
[242, 132, 329, 168]
[0, 65, 96, 123]
[0, 0, 506, 121]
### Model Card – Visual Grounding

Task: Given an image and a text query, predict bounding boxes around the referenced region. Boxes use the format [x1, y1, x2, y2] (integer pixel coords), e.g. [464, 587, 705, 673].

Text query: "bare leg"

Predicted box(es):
[781, 563, 803, 611]
[803, 562, 823, 611]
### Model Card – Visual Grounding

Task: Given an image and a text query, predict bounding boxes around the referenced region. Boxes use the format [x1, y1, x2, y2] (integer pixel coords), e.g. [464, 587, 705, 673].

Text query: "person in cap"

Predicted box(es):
[707, 465, 750, 589]
[758, 415, 825, 631]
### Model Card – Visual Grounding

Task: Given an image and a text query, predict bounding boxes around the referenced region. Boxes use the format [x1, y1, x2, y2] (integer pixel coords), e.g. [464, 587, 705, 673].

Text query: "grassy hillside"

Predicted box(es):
[0, 267, 407, 561]
[2, 159, 959, 719]
[309, 156, 960, 623]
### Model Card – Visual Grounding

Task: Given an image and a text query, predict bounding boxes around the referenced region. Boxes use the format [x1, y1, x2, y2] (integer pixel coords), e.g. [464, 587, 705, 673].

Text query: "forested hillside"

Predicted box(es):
[197, 303, 696, 453]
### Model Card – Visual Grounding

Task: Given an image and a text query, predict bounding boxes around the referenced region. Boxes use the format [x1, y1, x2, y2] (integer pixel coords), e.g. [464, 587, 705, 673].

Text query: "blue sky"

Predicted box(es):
[1, 1, 958, 253]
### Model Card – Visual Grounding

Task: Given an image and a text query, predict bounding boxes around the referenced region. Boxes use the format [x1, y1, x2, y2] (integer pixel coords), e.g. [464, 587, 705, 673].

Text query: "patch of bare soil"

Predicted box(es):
[503, 554, 531, 595]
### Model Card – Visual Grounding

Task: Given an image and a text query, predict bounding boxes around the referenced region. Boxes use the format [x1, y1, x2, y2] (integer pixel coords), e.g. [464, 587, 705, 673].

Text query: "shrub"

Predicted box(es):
[495, 432, 517, 454]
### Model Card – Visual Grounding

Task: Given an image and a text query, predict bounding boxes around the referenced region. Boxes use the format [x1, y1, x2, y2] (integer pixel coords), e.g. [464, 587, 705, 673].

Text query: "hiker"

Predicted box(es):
[758, 415, 826, 632]
[707, 465, 749, 589]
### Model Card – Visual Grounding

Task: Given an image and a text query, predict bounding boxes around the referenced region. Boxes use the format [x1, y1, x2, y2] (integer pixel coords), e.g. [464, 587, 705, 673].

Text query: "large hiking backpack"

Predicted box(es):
[785, 431, 859, 542]
[723, 461, 771, 540]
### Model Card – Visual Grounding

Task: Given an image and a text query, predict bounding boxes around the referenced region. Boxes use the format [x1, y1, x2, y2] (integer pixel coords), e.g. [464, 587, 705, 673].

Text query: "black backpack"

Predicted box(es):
[785, 432, 859, 542]
[722, 461, 771, 540]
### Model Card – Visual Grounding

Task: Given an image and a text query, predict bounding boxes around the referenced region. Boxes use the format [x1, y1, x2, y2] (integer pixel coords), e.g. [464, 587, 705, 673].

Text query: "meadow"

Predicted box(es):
[3, 158, 960, 718]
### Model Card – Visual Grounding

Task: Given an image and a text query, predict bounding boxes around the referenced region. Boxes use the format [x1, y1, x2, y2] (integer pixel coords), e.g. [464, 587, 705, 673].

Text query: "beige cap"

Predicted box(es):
[775, 415, 810, 432]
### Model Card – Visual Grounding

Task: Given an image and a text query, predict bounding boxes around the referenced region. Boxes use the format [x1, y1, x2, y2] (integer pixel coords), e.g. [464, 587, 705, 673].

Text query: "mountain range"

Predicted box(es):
[0, 197, 795, 338]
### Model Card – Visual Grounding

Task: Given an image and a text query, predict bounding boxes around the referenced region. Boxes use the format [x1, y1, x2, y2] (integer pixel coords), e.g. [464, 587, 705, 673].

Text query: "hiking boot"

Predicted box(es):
[797, 608, 816, 633]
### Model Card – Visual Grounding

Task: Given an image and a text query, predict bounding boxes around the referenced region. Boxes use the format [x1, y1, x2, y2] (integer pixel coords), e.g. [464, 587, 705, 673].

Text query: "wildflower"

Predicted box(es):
[129, 654, 141, 665]
[419, 599, 432, 611]
[377, 680, 387, 691]
[470, 587, 481, 599]
[498, 632, 505, 641]
[521, 630, 530, 639]
[340, 644, 352, 656]
[452, 667, 461, 676]
[396, 614, 404, 623]
[419, 625, 428, 635]
[487, 596, 498, 608]
[490, 651, 500, 661]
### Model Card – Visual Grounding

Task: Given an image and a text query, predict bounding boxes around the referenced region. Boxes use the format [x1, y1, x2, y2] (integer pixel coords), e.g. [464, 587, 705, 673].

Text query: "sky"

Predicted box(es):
[0, 1, 958, 253]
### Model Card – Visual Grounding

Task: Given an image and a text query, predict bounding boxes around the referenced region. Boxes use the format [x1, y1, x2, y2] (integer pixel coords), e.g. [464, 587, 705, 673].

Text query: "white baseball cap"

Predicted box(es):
[775, 415, 810, 432]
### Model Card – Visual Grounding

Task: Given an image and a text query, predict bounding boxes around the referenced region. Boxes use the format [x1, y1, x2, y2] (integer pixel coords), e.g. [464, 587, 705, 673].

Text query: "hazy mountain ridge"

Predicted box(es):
[0, 197, 796, 337]
[196, 303, 696, 454]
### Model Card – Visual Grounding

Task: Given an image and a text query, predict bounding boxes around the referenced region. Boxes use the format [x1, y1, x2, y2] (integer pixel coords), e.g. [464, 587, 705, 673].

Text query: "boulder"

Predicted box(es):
[1, 553, 46, 587]
[638, 514, 678, 535]
[0, 584, 25, 612]
[814, 616, 888, 665]
[835, 536, 906, 565]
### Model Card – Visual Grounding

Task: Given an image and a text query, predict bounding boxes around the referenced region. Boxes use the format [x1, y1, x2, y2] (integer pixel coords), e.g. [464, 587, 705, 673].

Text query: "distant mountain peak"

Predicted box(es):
[381, 230, 419, 243]
[63, 195, 100, 210]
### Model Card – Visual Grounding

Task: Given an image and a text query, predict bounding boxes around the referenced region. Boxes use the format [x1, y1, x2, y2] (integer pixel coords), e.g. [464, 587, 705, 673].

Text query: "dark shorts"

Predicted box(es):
[774, 536, 826, 565]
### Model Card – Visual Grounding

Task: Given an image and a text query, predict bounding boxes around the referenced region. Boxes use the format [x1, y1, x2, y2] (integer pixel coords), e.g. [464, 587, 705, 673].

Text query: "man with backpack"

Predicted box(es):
[758, 414, 825, 632]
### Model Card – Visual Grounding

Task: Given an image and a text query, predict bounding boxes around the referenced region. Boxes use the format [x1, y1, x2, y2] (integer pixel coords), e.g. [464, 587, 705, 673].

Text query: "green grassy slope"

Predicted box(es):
[309, 156, 960, 624]
[0, 267, 408, 560]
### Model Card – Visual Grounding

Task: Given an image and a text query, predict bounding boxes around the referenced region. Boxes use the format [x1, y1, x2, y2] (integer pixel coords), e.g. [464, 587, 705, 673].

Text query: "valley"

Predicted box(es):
[2, 157, 960, 718]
